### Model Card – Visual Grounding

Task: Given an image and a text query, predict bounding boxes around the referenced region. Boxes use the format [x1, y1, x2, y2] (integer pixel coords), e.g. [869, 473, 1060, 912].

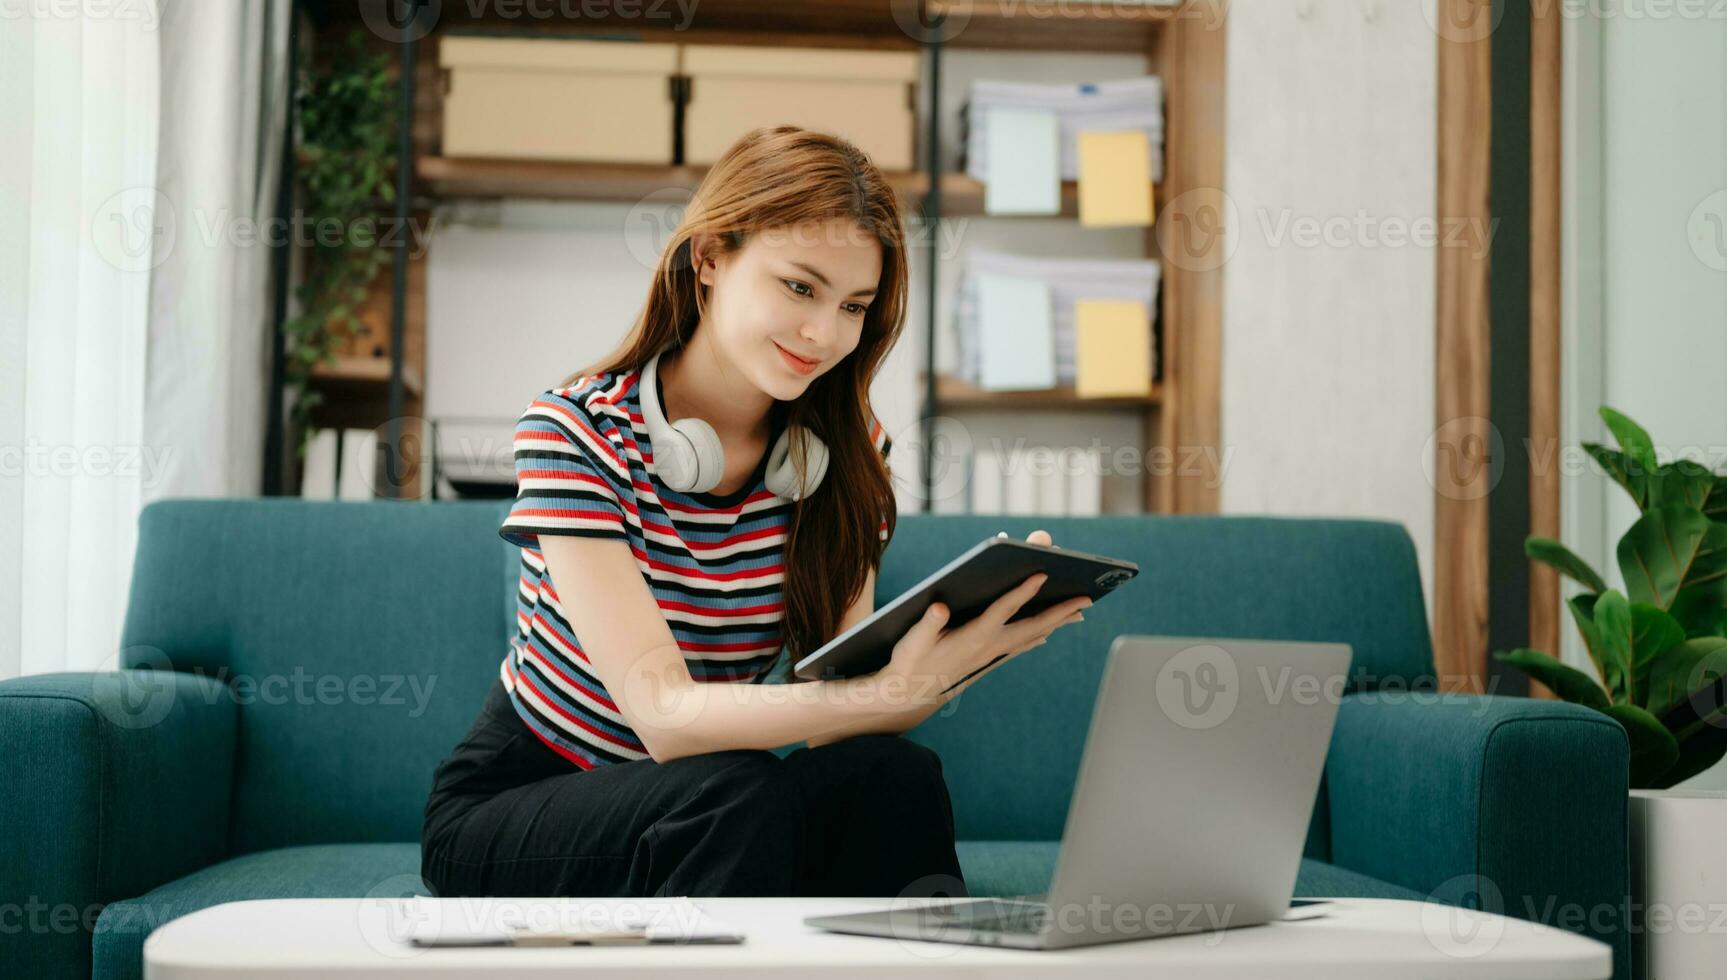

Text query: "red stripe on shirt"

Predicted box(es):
[514, 670, 643, 753]
[519, 640, 617, 712]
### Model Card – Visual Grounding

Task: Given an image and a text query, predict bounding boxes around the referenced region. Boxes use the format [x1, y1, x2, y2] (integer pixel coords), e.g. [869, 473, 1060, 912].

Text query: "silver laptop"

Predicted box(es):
[804, 635, 1350, 950]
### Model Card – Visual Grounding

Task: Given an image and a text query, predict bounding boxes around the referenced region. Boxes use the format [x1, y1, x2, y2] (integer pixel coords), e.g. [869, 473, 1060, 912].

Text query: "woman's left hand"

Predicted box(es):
[902, 527, 1084, 718]
[848, 527, 1084, 739]
[1009, 529, 1070, 659]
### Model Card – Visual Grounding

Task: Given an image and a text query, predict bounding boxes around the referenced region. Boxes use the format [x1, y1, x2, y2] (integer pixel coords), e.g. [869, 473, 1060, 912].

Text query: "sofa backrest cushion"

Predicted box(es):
[120, 502, 1430, 850]
[121, 500, 517, 853]
[882, 515, 1432, 843]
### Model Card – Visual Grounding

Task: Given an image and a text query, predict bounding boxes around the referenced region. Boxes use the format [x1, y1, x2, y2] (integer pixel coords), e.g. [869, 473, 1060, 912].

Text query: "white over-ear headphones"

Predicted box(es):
[638, 351, 831, 502]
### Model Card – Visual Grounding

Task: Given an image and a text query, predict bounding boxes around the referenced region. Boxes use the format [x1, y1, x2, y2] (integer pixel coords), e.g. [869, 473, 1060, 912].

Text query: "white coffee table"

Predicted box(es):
[143, 896, 1612, 979]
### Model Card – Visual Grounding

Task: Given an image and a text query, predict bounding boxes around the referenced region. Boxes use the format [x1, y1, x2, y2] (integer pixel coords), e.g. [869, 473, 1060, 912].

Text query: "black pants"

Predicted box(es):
[421, 680, 969, 899]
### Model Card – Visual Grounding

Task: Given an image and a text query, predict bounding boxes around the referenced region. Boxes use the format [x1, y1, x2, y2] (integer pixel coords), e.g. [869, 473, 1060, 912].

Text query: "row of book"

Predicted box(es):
[300, 428, 380, 501]
[940, 445, 1108, 516]
[310, 422, 1112, 515]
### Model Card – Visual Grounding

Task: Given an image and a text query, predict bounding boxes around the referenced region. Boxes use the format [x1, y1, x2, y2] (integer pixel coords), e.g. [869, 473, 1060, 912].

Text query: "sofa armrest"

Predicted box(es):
[1325, 691, 1629, 980]
[0, 671, 236, 980]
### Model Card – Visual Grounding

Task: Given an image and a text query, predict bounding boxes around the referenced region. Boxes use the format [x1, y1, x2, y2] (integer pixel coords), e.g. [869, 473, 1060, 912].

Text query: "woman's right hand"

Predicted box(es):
[869, 572, 1092, 722]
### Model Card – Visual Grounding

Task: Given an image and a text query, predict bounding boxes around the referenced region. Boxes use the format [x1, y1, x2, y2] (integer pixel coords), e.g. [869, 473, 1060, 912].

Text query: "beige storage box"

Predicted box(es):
[440, 36, 676, 163]
[682, 45, 919, 171]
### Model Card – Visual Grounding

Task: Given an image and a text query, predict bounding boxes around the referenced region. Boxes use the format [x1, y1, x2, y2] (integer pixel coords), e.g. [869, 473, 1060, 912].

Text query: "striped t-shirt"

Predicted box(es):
[497, 368, 894, 770]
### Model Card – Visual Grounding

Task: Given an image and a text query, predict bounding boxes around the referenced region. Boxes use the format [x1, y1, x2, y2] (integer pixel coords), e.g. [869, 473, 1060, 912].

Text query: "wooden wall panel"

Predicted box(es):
[1529, 2, 1563, 696]
[1434, 0, 1494, 693]
[1154, 7, 1226, 515]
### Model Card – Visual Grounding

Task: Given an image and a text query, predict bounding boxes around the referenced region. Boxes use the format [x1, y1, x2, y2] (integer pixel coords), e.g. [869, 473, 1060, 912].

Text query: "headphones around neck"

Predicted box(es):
[638, 351, 830, 501]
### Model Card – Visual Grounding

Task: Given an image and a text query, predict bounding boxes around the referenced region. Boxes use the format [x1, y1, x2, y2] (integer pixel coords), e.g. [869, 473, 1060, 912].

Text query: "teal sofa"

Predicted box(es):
[1, 499, 1629, 979]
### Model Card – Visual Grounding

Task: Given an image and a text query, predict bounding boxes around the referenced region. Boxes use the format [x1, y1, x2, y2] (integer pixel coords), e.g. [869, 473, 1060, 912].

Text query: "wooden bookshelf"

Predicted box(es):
[309, 356, 423, 398]
[294, 0, 1225, 512]
[417, 157, 1156, 219]
[418, 157, 928, 206]
[923, 175, 1162, 219]
[419, 158, 711, 203]
[305, 0, 1177, 53]
[932, 374, 1161, 411]
[932, 0, 1184, 52]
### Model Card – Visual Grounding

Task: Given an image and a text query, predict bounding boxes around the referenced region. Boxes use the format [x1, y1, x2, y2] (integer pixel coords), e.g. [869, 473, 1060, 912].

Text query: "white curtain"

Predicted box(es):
[0, 9, 159, 680]
[0, 0, 289, 680]
[148, 0, 291, 501]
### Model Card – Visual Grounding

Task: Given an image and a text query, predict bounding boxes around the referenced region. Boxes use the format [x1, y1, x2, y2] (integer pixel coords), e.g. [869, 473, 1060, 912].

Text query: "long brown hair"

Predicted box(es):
[563, 126, 906, 666]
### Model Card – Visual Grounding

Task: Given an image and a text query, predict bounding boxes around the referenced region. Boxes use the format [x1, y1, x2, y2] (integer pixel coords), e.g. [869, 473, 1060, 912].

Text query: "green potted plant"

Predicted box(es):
[285, 30, 397, 460]
[1494, 406, 1727, 980]
[1497, 406, 1727, 786]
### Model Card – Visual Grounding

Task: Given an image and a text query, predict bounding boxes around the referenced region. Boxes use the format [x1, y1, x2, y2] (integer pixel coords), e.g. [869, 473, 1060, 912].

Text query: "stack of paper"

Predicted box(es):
[964, 76, 1165, 188]
[402, 897, 746, 947]
[956, 249, 1160, 389]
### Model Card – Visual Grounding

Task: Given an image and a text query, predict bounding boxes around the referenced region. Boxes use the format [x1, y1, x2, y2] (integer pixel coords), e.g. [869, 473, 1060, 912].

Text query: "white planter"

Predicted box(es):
[1629, 789, 1727, 980]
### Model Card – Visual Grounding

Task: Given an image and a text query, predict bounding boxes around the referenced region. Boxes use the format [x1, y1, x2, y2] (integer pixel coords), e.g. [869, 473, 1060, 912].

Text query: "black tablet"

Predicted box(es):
[791, 534, 1139, 684]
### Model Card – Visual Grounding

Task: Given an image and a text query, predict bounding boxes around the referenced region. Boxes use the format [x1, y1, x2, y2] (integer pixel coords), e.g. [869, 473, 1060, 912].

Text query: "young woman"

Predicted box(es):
[421, 127, 1092, 901]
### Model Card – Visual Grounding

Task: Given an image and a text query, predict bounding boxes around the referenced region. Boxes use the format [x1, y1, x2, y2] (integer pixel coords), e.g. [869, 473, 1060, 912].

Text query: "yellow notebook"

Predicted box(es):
[1075, 299, 1153, 397]
[1077, 130, 1155, 228]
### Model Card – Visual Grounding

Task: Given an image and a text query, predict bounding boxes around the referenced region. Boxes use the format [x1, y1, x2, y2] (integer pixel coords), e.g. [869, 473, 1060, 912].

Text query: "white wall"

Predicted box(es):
[427, 204, 666, 414]
[425, 202, 669, 484]
[428, 200, 670, 483]
[1218, 2, 1440, 625]
[1599, 17, 1727, 564]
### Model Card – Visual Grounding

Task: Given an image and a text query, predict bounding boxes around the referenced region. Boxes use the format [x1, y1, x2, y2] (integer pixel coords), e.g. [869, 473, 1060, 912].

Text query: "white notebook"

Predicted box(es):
[976, 273, 1056, 391]
[983, 104, 1060, 215]
[404, 897, 746, 947]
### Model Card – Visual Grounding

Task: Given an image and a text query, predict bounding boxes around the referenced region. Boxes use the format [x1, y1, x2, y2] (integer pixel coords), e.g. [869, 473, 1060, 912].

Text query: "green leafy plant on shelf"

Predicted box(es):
[284, 30, 397, 456]
[1495, 407, 1727, 788]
